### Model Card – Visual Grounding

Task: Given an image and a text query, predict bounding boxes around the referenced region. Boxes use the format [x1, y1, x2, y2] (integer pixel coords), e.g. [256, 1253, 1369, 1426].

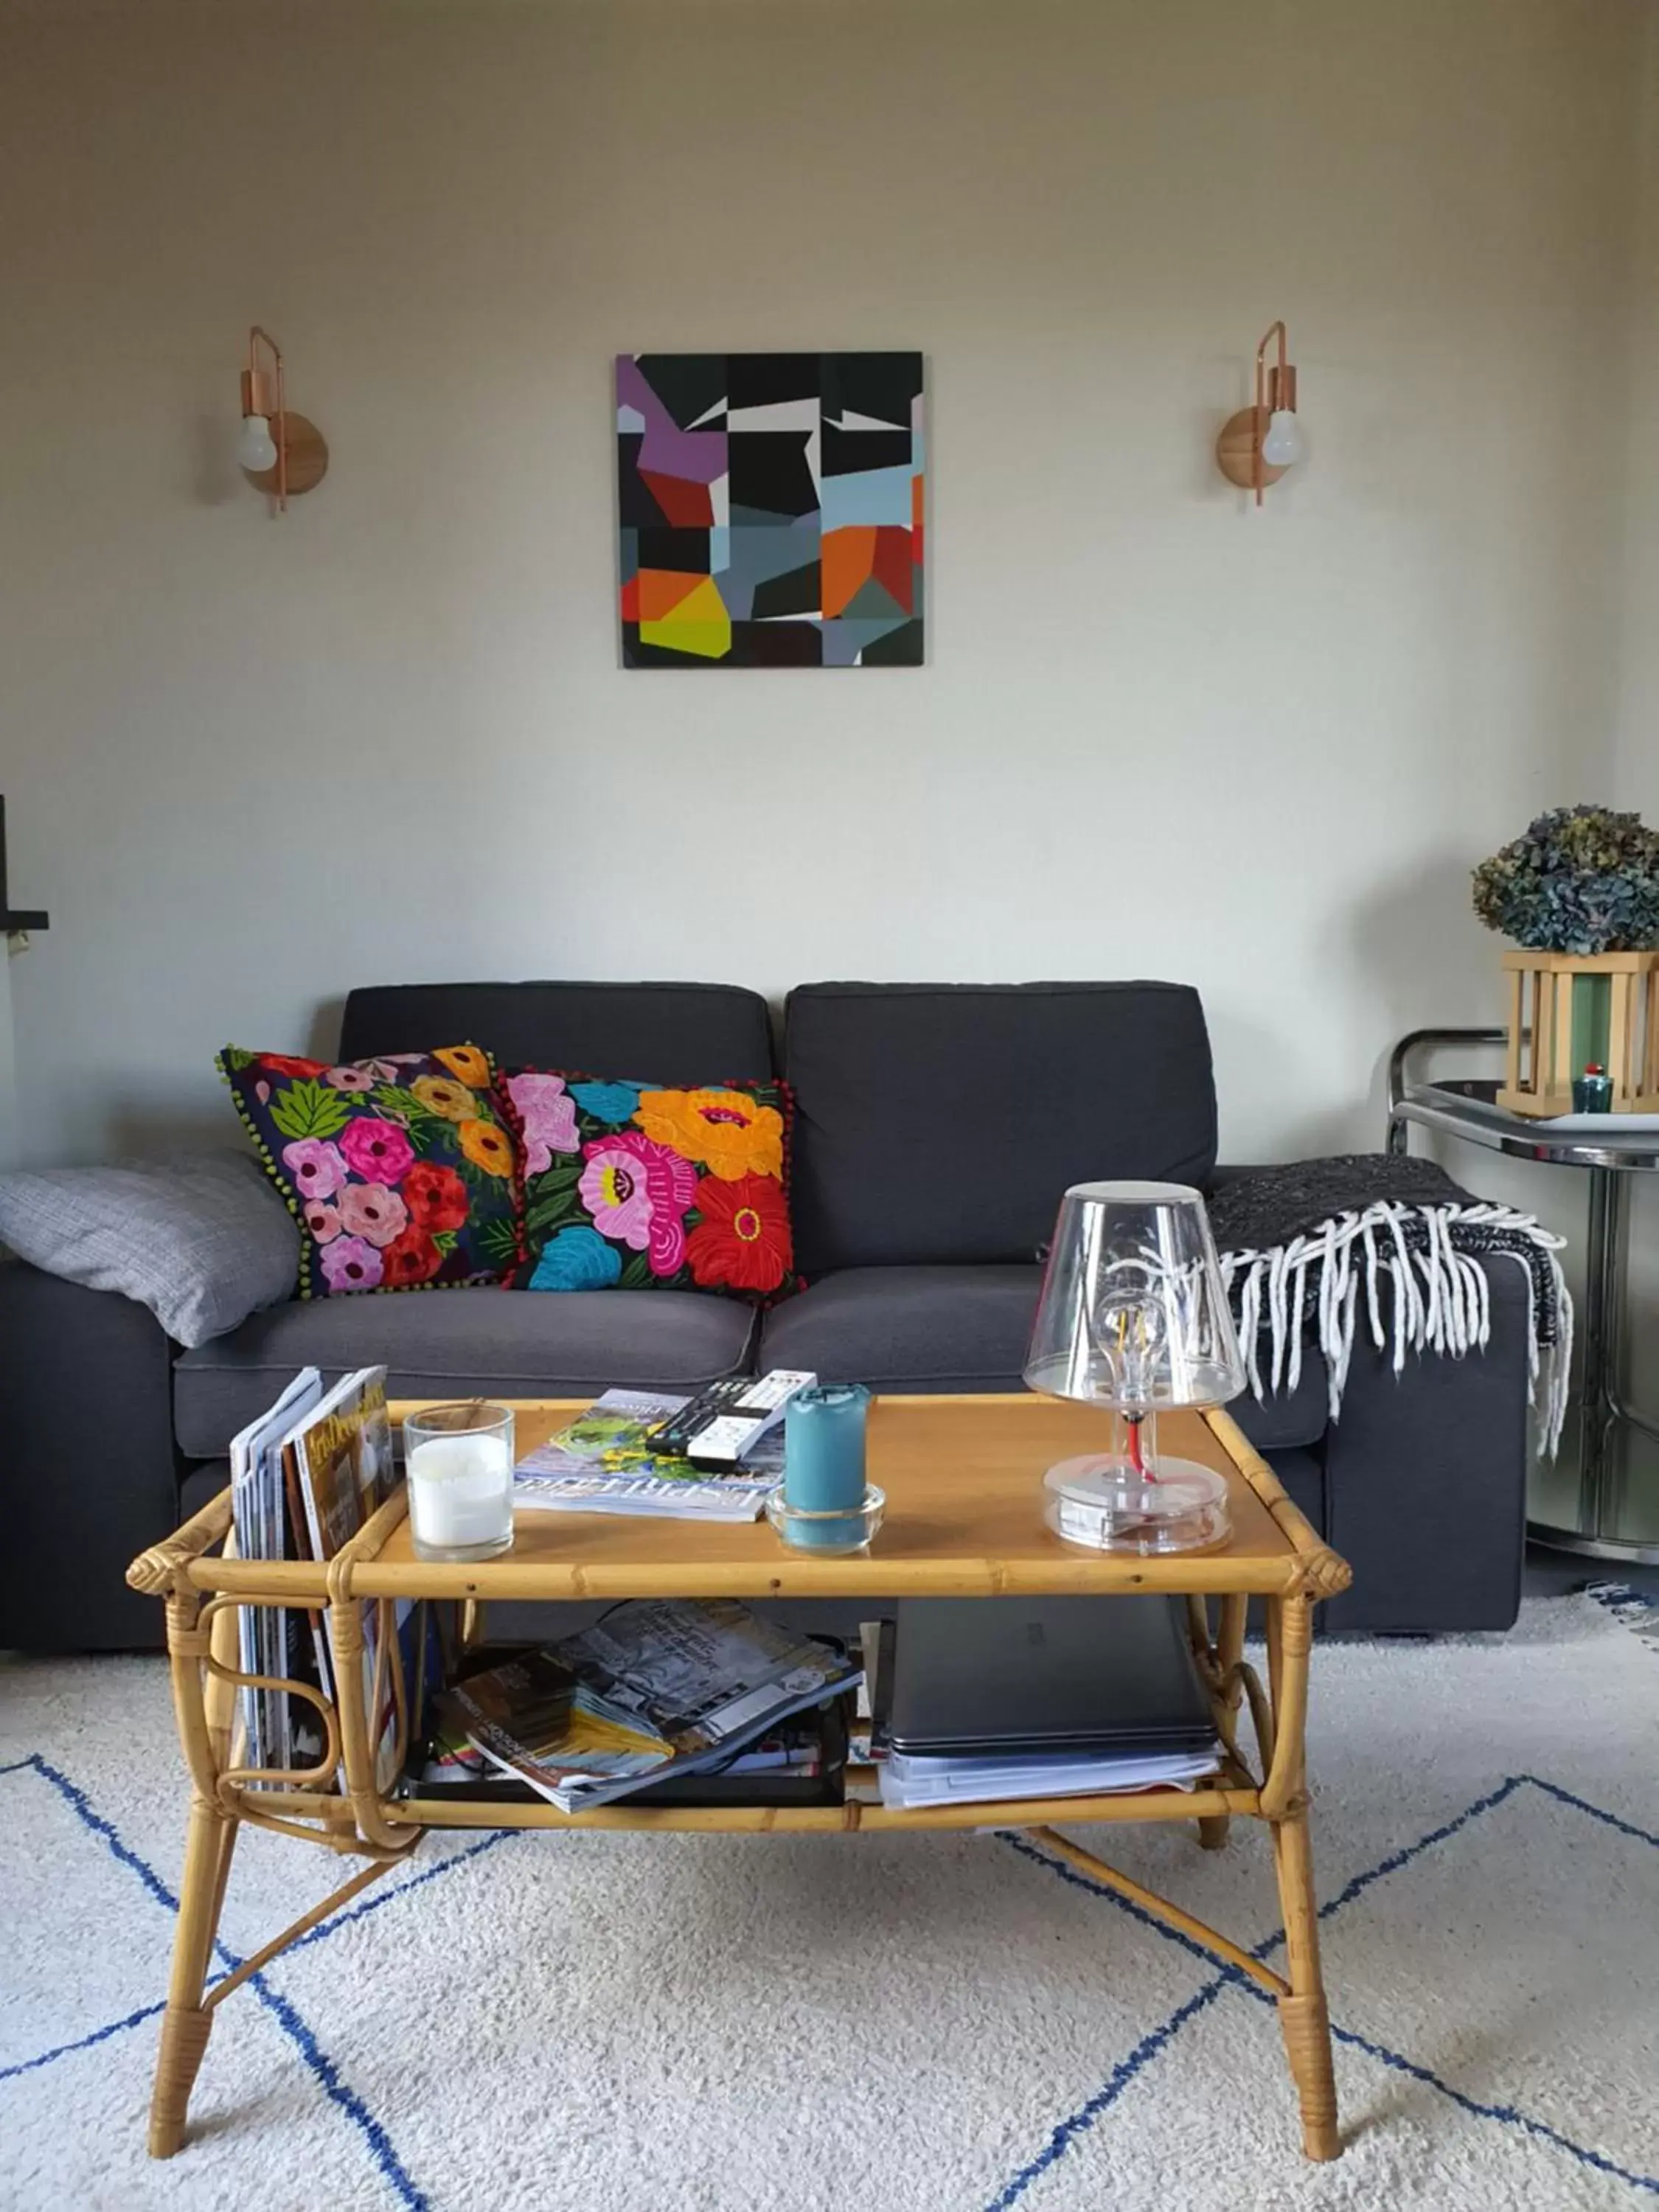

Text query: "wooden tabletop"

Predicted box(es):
[324, 1394, 1338, 1604]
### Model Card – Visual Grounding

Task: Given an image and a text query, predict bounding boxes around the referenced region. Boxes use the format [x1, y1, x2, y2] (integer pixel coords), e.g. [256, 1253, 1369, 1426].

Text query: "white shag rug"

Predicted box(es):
[3, 1590, 1655, 2212]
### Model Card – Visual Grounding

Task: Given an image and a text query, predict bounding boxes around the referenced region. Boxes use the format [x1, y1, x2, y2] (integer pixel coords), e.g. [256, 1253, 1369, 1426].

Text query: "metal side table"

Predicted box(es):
[1387, 1028, 1659, 1565]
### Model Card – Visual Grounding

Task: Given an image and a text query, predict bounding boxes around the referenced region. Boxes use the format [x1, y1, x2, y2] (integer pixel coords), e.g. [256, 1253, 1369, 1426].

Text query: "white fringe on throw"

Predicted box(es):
[1217, 1202, 1574, 1456]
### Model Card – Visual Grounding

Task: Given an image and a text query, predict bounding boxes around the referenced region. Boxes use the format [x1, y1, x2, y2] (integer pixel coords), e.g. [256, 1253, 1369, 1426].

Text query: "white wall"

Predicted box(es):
[0, 0, 1648, 1167]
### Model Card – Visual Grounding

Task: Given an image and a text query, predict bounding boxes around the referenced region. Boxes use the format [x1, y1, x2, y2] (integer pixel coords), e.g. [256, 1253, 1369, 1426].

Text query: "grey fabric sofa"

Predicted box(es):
[0, 978, 1532, 1650]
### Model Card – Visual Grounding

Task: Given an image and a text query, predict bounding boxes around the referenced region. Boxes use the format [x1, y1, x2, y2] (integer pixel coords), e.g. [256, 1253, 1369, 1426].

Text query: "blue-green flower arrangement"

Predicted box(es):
[1472, 805, 1659, 954]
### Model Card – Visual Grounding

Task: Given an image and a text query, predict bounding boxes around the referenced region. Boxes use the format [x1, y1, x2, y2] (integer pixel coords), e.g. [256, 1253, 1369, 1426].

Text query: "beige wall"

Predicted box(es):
[0, 0, 1648, 1167]
[1614, 7, 1659, 1441]
[1619, 5, 1659, 815]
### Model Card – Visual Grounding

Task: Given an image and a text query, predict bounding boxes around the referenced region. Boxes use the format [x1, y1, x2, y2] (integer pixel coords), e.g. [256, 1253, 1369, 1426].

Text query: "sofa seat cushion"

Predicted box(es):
[759, 1265, 1045, 1392]
[174, 1288, 756, 1460]
[759, 1263, 1331, 1444]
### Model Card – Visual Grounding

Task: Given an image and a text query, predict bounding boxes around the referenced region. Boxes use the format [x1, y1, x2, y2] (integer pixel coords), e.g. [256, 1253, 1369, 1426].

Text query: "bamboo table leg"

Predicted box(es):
[1266, 1593, 1340, 2162]
[148, 1584, 243, 2157]
[1197, 1592, 1247, 1851]
[149, 1794, 238, 2157]
[1273, 1811, 1340, 2161]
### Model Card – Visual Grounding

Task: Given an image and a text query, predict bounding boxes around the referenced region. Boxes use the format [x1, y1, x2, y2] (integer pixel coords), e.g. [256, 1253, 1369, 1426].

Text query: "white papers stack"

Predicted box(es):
[877, 1745, 1218, 1811]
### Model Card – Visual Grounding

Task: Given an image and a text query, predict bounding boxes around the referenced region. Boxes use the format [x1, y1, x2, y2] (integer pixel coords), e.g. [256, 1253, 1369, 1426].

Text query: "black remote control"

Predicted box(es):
[639, 1380, 753, 1460]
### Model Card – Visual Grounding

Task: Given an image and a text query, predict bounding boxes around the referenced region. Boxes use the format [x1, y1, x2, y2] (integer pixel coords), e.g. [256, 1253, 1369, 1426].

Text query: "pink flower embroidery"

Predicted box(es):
[507, 1072, 580, 1178]
[320, 1234, 383, 1292]
[338, 1117, 415, 1184]
[338, 1182, 408, 1248]
[303, 1200, 342, 1244]
[579, 1131, 699, 1276]
[324, 1065, 376, 1092]
[282, 1138, 350, 1200]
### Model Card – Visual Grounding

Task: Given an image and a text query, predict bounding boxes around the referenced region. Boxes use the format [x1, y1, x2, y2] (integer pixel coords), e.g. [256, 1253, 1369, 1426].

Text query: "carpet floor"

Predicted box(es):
[2, 1589, 1655, 2212]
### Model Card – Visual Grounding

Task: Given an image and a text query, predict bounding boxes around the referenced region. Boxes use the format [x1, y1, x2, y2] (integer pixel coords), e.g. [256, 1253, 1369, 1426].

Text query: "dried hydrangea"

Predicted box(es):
[1472, 805, 1659, 953]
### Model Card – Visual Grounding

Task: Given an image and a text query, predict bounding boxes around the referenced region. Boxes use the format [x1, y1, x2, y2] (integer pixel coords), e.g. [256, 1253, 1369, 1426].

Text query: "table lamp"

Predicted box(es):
[1023, 1180, 1248, 1554]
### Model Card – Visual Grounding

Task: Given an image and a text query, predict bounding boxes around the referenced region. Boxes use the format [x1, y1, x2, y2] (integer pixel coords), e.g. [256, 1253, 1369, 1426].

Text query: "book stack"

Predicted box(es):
[871, 1596, 1220, 1812]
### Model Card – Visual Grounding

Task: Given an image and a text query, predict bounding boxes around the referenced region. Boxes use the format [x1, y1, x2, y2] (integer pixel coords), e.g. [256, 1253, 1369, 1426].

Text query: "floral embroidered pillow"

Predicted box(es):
[501, 1071, 796, 1301]
[217, 1043, 523, 1297]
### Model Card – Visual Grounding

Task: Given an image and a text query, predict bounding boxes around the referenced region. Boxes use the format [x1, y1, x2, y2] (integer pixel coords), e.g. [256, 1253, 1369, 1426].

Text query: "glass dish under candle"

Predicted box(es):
[404, 1403, 515, 1562]
[766, 1484, 886, 1556]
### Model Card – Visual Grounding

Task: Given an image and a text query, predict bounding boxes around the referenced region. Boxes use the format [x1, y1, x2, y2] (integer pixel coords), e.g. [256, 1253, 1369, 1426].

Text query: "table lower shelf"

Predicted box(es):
[249, 1771, 1258, 1837]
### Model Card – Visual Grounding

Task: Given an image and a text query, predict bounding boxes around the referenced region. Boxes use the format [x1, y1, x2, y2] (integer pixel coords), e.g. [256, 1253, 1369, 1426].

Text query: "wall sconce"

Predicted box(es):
[1215, 321, 1303, 506]
[237, 326, 327, 511]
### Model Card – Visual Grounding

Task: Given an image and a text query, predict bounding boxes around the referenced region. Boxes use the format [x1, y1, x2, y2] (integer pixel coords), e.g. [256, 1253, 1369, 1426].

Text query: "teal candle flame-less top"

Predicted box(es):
[783, 1385, 870, 1514]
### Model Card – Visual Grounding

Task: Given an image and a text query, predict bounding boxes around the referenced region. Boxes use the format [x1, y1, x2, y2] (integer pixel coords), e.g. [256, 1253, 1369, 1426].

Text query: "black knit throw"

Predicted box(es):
[1208, 1152, 1567, 1363]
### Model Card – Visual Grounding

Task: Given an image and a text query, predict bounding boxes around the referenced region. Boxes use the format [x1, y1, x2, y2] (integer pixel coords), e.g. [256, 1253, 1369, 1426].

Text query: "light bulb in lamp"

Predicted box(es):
[1261, 408, 1302, 467]
[237, 414, 279, 472]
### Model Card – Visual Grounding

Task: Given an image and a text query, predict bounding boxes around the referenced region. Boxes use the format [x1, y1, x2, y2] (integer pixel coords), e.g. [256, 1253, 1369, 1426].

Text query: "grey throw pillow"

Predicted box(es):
[0, 1152, 299, 1347]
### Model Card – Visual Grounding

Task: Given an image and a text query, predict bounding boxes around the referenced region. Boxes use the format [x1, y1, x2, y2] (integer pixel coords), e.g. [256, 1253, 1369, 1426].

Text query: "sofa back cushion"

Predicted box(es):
[338, 982, 775, 1084]
[784, 981, 1217, 1273]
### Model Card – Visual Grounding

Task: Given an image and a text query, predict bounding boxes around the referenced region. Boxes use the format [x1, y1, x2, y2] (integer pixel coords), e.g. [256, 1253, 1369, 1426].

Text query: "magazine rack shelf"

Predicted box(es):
[128, 1394, 1352, 2167]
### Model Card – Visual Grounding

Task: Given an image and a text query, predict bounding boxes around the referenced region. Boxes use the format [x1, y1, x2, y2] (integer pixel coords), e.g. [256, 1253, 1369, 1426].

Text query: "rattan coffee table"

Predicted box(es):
[127, 1394, 1352, 2163]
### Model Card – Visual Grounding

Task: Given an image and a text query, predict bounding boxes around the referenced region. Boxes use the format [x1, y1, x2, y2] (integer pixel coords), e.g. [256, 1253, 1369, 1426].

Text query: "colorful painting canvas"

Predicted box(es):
[616, 352, 925, 668]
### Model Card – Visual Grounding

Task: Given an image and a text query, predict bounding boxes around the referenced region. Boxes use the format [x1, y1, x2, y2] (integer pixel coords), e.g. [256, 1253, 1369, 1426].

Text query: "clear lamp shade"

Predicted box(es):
[1024, 1180, 1246, 1554]
[237, 414, 279, 472]
[1261, 408, 1303, 467]
[1024, 1180, 1245, 1411]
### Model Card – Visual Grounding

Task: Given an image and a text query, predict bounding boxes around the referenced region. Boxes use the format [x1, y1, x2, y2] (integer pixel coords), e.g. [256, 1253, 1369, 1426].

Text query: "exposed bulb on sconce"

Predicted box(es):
[237, 414, 279, 472]
[235, 327, 327, 511]
[1260, 408, 1302, 467]
[1215, 321, 1304, 506]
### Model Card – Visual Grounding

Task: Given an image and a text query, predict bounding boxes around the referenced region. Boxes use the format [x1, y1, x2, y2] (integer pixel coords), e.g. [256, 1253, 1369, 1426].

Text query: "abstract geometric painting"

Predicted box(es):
[616, 352, 925, 668]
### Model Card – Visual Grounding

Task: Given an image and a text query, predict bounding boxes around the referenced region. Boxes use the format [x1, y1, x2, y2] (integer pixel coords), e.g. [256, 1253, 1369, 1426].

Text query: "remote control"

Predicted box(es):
[641, 1371, 817, 1469]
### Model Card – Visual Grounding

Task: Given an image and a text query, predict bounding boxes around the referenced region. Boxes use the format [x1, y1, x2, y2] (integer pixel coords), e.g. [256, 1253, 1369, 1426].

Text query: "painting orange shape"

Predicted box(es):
[821, 526, 878, 619]
[637, 569, 704, 622]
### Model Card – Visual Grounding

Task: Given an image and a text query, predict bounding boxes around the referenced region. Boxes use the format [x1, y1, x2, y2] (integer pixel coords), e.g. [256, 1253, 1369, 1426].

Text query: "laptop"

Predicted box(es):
[880, 1595, 1215, 1759]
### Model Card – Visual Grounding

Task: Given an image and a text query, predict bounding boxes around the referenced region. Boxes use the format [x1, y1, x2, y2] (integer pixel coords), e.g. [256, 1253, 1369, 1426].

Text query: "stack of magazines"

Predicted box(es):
[512, 1390, 788, 1522]
[228, 1364, 420, 1791]
[433, 1597, 862, 1815]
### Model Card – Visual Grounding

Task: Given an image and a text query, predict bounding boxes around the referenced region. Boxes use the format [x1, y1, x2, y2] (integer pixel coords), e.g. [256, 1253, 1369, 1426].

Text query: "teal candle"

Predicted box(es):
[782, 1385, 869, 1548]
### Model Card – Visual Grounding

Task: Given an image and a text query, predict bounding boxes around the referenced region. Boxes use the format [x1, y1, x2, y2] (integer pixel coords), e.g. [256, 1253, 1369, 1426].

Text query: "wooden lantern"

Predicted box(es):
[1498, 948, 1659, 1117]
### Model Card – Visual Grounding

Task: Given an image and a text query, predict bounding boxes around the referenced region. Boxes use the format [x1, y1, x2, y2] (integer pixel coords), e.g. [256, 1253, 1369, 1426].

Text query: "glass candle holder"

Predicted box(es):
[766, 1483, 885, 1556]
[404, 1403, 515, 1563]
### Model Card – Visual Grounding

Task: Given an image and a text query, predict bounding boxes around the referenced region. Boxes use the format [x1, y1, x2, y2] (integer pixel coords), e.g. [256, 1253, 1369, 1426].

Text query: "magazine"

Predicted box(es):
[513, 1391, 785, 1522]
[287, 1367, 406, 1790]
[434, 1597, 861, 1814]
[229, 1368, 323, 1778]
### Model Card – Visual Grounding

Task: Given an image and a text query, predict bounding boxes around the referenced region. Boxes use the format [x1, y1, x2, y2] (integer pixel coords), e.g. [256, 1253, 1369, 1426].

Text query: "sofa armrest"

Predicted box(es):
[1319, 1253, 1532, 1634]
[0, 1262, 180, 1650]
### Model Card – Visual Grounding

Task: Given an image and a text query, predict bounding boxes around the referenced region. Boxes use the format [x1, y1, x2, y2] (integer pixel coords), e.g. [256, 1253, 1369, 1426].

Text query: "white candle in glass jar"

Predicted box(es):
[407, 1433, 512, 1551]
